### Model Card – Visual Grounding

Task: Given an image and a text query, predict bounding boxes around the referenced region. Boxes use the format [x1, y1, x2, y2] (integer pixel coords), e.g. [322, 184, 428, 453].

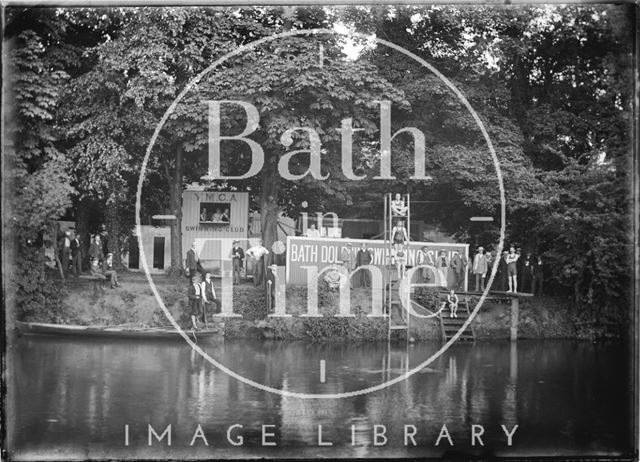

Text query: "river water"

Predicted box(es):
[6, 336, 633, 459]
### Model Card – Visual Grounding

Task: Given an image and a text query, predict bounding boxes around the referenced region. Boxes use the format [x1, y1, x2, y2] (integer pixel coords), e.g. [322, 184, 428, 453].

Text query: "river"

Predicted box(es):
[6, 336, 633, 459]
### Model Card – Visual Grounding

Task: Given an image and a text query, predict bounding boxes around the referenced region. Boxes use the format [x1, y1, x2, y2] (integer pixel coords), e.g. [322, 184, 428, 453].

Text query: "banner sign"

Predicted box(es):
[286, 236, 469, 287]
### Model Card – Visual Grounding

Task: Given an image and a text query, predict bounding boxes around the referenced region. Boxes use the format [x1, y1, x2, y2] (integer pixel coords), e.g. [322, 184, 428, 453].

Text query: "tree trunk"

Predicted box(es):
[258, 8, 293, 266]
[260, 155, 280, 266]
[168, 143, 184, 276]
[75, 198, 91, 268]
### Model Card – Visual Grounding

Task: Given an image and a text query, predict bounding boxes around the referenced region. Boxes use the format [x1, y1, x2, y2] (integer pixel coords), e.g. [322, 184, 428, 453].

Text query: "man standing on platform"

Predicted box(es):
[230, 240, 245, 285]
[473, 246, 488, 291]
[532, 255, 544, 296]
[451, 252, 465, 290]
[246, 240, 270, 287]
[355, 242, 373, 288]
[521, 252, 534, 293]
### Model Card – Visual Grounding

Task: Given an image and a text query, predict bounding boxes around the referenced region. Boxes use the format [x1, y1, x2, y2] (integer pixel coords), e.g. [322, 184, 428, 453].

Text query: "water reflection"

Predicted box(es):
[7, 337, 632, 459]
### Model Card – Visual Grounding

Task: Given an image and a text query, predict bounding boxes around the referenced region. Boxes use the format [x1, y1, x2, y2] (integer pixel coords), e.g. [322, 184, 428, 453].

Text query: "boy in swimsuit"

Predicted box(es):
[391, 219, 408, 253]
[447, 289, 459, 318]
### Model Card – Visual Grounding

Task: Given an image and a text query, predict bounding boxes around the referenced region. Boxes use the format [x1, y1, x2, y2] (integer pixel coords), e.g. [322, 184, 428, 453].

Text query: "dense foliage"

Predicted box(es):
[3, 5, 634, 333]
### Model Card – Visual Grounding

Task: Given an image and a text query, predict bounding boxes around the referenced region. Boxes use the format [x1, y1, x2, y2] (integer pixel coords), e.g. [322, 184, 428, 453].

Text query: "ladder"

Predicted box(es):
[383, 192, 411, 383]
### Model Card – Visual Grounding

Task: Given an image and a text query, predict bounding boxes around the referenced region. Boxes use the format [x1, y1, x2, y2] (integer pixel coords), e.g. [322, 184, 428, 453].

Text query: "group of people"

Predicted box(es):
[58, 230, 120, 289]
[323, 242, 374, 289]
[200, 207, 230, 223]
[187, 272, 221, 330]
[472, 245, 543, 295]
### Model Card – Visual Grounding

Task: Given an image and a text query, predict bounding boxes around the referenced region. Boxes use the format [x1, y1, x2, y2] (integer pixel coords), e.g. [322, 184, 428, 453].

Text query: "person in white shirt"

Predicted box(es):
[201, 272, 221, 316]
[246, 240, 270, 287]
[306, 224, 320, 238]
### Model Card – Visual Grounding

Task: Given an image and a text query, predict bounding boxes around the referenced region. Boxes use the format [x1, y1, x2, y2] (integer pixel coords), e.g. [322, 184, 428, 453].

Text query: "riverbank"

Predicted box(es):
[20, 271, 619, 341]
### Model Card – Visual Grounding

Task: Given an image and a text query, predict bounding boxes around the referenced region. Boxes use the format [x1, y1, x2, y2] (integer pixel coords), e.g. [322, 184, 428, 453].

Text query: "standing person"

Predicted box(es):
[246, 240, 270, 287]
[188, 273, 202, 330]
[341, 242, 356, 273]
[436, 250, 449, 288]
[521, 252, 534, 293]
[185, 241, 200, 283]
[417, 245, 431, 282]
[450, 252, 462, 290]
[495, 250, 508, 291]
[200, 208, 208, 222]
[89, 235, 104, 264]
[506, 246, 520, 293]
[532, 255, 544, 296]
[394, 249, 407, 279]
[472, 247, 488, 291]
[229, 240, 245, 285]
[355, 242, 373, 288]
[447, 289, 459, 318]
[102, 253, 120, 289]
[59, 230, 72, 276]
[70, 233, 82, 277]
[201, 272, 221, 316]
[266, 264, 278, 312]
[391, 220, 408, 253]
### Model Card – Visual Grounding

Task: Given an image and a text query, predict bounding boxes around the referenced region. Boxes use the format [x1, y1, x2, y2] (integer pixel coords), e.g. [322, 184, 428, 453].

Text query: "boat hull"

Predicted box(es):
[15, 321, 220, 340]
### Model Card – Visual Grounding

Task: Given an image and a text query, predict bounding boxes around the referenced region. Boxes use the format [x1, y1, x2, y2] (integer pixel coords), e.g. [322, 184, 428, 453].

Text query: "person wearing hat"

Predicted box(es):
[472, 246, 488, 291]
[101, 252, 120, 288]
[229, 240, 245, 285]
[201, 272, 221, 316]
[436, 250, 449, 288]
[450, 251, 467, 290]
[186, 241, 205, 283]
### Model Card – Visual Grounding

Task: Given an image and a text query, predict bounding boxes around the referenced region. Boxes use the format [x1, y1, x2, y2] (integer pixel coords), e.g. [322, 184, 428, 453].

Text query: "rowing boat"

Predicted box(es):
[15, 321, 221, 340]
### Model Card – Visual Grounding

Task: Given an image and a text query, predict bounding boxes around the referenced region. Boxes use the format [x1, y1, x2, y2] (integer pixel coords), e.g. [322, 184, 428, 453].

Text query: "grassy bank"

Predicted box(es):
[20, 270, 617, 341]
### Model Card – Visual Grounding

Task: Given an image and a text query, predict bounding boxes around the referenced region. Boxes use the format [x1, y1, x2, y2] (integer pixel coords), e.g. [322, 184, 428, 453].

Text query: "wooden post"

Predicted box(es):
[510, 296, 519, 341]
